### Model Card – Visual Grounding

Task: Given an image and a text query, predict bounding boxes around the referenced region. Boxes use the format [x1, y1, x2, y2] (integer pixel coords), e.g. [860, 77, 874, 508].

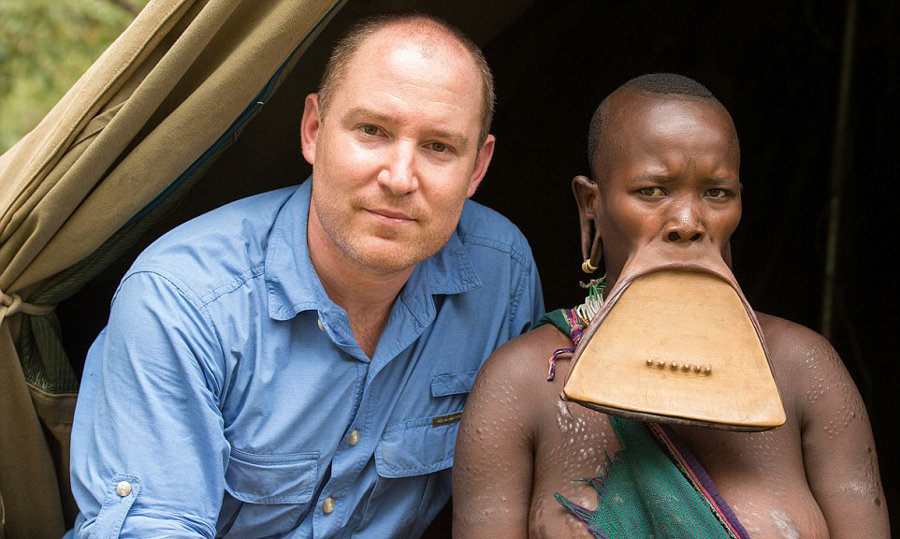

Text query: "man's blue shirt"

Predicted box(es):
[70, 179, 543, 538]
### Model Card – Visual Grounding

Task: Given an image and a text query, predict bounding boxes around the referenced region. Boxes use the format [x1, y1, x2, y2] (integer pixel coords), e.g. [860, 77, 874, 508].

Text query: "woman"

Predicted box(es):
[452, 73, 889, 539]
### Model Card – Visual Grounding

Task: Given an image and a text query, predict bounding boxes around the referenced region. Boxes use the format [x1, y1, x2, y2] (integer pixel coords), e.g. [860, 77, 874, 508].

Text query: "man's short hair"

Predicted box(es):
[317, 12, 495, 146]
[588, 73, 725, 168]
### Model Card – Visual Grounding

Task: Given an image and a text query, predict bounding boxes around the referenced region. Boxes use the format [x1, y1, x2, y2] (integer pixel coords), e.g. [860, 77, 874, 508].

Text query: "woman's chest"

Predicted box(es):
[681, 426, 830, 538]
[715, 482, 829, 538]
[532, 409, 831, 539]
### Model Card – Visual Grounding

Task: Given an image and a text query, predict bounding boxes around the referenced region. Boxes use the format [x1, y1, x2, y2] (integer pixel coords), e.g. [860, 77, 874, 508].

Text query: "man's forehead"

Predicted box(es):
[334, 24, 481, 110]
[337, 23, 478, 95]
[356, 20, 465, 62]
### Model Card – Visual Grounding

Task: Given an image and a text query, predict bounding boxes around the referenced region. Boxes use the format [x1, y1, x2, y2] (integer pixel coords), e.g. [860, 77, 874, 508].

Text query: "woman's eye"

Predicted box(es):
[639, 187, 666, 196]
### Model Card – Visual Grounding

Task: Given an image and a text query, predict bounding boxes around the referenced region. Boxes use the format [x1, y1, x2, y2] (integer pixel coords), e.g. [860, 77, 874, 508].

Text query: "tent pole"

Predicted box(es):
[821, 0, 858, 340]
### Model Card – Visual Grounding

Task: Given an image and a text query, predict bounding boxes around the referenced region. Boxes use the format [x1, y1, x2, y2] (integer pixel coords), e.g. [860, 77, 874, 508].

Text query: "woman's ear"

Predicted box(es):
[572, 175, 603, 270]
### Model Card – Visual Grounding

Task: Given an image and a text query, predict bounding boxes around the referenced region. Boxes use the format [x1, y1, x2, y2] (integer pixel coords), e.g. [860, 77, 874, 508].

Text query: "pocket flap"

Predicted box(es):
[225, 449, 318, 504]
[431, 370, 479, 397]
[374, 414, 461, 478]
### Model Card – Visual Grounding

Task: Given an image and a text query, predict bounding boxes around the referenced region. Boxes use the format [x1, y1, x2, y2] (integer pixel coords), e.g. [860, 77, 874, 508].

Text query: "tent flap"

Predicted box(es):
[0, 1, 346, 536]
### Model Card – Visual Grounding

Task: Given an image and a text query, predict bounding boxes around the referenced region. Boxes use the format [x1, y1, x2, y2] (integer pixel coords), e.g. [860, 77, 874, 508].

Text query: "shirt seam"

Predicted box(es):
[202, 264, 267, 307]
[456, 233, 533, 332]
[457, 232, 530, 268]
[508, 257, 532, 333]
[118, 268, 227, 395]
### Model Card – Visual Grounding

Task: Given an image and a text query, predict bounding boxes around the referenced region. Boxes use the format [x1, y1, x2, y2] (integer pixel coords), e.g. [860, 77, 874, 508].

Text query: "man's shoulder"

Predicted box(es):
[154, 186, 299, 247]
[457, 199, 532, 260]
[125, 186, 300, 298]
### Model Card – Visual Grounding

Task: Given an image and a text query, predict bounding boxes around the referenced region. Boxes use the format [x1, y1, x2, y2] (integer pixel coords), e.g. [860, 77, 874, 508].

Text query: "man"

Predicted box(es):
[69, 12, 542, 538]
[452, 74, 889, 538]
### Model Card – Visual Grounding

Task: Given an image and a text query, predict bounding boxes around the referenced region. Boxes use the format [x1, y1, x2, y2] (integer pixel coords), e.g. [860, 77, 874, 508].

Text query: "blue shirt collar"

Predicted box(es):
[264, 179, 482, 323]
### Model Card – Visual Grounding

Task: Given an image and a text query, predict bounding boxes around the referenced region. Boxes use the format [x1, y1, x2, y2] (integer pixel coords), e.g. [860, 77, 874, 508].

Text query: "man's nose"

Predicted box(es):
[377, 142, 418, 195]
[664, 201, 705, 243]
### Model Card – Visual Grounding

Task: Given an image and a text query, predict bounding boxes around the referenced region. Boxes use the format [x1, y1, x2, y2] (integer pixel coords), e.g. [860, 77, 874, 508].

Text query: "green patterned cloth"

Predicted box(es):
[555, 416, 745, 538]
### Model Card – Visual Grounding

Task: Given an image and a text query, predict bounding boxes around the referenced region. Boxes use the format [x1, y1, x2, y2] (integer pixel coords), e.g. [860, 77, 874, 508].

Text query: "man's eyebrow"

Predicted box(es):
[344, 107, 393, 126]
[427, 129, 470, 153]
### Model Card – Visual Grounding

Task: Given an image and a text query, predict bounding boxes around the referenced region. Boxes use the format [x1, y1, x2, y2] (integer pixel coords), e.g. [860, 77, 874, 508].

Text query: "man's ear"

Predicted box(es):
[465, 134, 495, 198]
[572, 175, 603, 264]
[300, 93, 321, 165]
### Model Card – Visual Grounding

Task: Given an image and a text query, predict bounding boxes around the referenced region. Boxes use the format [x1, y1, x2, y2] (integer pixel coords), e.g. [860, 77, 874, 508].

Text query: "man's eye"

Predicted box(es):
[707, 188, 728, 198]
[429, 142, 449, 153]
[360, 125, 381, 136]
[638, 187, 666, 196]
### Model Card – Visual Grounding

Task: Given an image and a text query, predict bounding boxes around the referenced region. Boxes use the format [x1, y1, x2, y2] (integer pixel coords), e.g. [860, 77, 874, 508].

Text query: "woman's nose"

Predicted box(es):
[664, 202, 705, 243]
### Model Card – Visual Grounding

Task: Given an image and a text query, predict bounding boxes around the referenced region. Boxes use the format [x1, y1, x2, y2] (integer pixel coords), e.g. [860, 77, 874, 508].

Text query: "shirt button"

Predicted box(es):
[116, 481, 132, 497]
[322, 497, 335, 514]
[317, 317, 324, 332]
[348, 429, 360, 446]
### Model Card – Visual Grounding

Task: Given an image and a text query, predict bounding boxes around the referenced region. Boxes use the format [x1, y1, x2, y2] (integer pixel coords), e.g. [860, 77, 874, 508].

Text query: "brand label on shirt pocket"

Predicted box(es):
[432, 411, 463, 427]
[225, 448, 319, 504]
[375, 414, 461, 478]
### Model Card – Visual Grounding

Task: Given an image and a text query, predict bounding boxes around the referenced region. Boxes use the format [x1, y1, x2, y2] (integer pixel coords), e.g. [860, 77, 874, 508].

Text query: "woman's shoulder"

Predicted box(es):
[471, 323, 574, 411]
[479, 324, 572, 379]
[755, 311, 838, 366]
[755, 311, 853, 413]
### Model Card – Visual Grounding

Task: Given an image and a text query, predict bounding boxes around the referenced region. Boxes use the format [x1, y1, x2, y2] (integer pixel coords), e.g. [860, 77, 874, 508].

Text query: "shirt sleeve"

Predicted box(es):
[70, 270, 228, 538]
[509, 237, 544, 337]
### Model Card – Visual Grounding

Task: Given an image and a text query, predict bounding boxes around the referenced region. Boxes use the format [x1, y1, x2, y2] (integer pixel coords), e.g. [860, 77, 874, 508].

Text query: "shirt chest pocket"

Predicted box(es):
[221, 450, 319, 536]
[374, 369, 478, 478]
[225, 448, 319, 504]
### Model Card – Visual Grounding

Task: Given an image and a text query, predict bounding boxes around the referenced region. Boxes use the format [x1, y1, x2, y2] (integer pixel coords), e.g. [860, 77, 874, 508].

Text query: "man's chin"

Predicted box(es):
[349, 245, 435, 275]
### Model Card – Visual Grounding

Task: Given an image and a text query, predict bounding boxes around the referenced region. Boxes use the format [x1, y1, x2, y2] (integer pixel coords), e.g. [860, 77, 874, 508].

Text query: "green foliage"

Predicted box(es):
[0, 0, 147, 152]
